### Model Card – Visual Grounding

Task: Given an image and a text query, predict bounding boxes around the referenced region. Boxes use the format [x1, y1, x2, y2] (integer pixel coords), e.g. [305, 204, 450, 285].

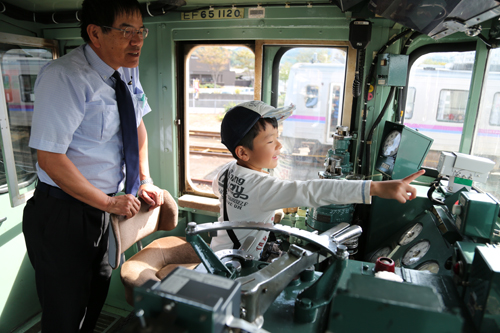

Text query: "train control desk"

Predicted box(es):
[123, 212, 499, 333]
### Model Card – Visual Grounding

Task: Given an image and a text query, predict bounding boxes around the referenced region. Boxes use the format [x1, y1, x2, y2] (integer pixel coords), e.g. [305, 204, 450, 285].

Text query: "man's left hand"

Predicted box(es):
[138, 184, 164, 210]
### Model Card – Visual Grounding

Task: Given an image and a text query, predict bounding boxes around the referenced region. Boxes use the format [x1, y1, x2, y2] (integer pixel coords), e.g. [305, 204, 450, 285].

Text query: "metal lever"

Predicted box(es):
[320, 222, 350, 238]
[236, 244, 319, 323]
[331, 225, 362, 244]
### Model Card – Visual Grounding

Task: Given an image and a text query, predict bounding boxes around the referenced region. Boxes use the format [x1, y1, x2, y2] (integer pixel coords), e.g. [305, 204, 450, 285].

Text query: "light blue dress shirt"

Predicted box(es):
[29, 44, 151, 194]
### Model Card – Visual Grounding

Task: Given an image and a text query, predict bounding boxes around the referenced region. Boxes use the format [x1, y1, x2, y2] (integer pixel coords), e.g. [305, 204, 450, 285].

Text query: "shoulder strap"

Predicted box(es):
[223, 169, 241, 249]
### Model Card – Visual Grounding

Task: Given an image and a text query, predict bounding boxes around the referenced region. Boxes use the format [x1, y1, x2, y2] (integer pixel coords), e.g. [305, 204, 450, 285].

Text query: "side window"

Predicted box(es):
[305, 85, 319, 108]
[436, 89, 468, 123]
[404, 87, 416, 119]
[185, 45, 255, 195]
[488, 92, 500, 126]
[19, 74, 37, 103]
[0, 41, 54, 205]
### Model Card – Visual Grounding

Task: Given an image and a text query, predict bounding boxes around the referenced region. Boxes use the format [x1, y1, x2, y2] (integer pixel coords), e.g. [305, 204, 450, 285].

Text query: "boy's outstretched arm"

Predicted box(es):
[370, 170, 426, 204]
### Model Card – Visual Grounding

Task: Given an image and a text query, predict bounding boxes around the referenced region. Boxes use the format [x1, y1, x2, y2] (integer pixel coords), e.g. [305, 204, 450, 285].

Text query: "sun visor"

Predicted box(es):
[368, 0, 500, 40]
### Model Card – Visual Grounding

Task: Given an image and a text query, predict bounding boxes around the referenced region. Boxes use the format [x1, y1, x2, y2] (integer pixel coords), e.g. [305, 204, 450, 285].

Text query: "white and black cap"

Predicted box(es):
[221, 101, 295, 155]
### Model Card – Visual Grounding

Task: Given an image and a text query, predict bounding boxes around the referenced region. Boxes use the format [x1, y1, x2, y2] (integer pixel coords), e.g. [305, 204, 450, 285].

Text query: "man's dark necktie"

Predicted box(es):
[113, 71, 140, 195]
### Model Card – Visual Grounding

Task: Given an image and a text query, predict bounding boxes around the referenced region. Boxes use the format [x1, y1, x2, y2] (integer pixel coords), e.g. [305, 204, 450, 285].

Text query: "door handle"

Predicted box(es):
[0, 217, 6, 227]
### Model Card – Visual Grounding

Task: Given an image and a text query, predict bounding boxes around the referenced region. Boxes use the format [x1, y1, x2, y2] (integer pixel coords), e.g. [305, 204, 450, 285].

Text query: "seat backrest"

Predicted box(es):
[109, 190, 178, 269]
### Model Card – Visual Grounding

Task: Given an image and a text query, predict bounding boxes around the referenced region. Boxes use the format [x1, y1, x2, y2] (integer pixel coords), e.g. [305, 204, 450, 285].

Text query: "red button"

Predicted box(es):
[375, 257, 395, 273]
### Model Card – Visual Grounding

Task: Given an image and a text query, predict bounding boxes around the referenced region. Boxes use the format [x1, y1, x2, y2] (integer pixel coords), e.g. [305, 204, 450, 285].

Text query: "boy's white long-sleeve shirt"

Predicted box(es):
[211, 160, 372, 258]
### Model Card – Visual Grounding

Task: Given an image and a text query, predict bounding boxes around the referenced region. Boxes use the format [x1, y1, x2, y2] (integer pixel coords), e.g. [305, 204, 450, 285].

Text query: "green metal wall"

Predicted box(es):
[0, 4, 495, 331]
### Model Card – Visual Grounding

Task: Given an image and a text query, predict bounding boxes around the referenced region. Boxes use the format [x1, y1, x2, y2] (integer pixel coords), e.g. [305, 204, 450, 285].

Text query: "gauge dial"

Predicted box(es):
[402, 240, 431, 266]
[382, 130, 402, 157]
[369, 246, 392, 263]
[399, 223, 423, 246]
[416, 261, 440, 274]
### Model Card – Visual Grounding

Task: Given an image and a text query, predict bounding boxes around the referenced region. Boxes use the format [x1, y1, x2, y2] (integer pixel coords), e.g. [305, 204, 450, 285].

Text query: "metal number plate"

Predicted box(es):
[181, 8, 244, 20]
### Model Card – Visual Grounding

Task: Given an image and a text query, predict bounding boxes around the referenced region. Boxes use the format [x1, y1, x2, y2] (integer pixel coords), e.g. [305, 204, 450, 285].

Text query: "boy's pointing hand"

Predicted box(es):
[370, 169, 426, 204]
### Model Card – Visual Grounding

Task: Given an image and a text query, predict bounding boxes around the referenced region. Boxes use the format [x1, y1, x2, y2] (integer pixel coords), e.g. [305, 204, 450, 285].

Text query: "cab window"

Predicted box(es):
[274, 47, 348, 181]
[406, 50, 475, 168]
[185, 45, 255, 195]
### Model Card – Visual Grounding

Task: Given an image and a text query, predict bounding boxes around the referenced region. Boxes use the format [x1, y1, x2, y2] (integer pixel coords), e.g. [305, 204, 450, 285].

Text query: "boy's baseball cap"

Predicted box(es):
[221, 101, 295, 155]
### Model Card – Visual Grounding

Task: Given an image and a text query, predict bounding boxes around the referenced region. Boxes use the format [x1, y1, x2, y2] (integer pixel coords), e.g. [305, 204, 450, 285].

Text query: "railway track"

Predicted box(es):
[190, 146, 231, 157]
[189, 130, 221, 138]
[189, 130, 232, 157]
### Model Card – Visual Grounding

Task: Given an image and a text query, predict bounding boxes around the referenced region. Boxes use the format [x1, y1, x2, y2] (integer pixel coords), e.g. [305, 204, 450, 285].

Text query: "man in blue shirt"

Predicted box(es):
[22, 0, 163, 331]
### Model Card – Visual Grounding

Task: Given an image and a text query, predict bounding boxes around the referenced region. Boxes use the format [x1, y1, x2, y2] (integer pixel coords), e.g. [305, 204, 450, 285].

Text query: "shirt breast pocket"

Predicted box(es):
[132, 93, 147, 125]
[82, 104, 120, 141]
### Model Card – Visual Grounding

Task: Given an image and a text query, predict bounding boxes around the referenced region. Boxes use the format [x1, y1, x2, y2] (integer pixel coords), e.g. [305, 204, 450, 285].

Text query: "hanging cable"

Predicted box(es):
[356, 28, 413, 176]
[347, 19, 372, 175]
[352, 49, 365, 98]
[476, 33, 492, 48]
[364, 86, 396, 177]
[427, 176, 446, 205]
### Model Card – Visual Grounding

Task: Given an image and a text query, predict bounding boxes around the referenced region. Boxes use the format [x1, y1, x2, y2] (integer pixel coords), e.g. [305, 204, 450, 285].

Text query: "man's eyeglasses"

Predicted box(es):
[102, 26, 149, 39]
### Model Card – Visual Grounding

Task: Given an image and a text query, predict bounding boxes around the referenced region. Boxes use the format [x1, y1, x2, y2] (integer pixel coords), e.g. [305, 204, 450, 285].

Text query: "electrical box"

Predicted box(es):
[375, 121, 434, 179]
[329, 273, 463, 332]
[455, 192, 500, 240]
[437, 152, 495, 192]
[464, 246, 500, 332]
[133, 267, 241, 333]
[376, 54, 409, 86]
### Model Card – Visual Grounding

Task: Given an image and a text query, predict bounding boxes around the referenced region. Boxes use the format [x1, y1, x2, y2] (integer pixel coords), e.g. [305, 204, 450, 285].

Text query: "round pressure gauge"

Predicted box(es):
[369, 246, 392, 263]
[402, 240, 431, 266]
[416, 261, 440, 274]
[382, 130, 402, 157]
[399, 223, 423, 246]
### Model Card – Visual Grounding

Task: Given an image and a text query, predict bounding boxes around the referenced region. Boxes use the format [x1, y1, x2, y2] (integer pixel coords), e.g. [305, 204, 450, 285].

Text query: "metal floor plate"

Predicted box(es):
[14, 311, 124, 333]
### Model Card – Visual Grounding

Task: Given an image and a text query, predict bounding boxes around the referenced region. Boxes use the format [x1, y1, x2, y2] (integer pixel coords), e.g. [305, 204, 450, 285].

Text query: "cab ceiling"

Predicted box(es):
[1, 0, 333, 12]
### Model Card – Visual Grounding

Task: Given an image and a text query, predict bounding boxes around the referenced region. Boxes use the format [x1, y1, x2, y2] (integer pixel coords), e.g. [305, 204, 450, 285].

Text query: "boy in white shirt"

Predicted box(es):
[211, 101, 425, 259]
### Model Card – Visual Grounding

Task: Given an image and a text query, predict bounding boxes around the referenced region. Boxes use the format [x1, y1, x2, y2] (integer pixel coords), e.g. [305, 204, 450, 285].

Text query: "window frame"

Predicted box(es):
[401, 42, 476, 126]
[258, 41, 354, 181]
[0, 32, 58, 206]
[256, 40, 356, 127]
[179, 41, 256, 198]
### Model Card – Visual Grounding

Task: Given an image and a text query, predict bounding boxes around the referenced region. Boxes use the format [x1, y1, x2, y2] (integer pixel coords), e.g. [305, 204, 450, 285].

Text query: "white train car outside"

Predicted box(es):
[280, 61, 500, 168]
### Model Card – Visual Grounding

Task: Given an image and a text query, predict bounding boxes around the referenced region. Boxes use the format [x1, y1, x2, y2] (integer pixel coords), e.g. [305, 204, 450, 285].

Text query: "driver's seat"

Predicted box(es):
[109, 190, 200, 305]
